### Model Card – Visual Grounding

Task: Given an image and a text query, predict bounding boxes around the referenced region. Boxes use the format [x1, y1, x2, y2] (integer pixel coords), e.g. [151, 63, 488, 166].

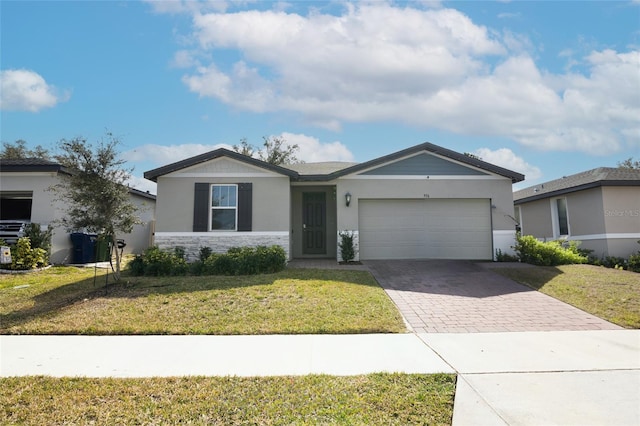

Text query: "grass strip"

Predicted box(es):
[0, 374, 455, 425]
[492, 264, 640, 328]
[1, 267, 405, 335]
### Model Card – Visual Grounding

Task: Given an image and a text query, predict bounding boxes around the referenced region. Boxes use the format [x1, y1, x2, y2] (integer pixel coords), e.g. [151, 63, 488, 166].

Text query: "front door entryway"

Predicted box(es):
[302, 192, 327, 255]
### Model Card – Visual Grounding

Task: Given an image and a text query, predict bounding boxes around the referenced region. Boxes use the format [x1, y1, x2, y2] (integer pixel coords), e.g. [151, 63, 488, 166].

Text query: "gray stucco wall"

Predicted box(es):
[154, 175, 290, 232]
[602, 187, 640, 234]
[518, 198, 553, 238]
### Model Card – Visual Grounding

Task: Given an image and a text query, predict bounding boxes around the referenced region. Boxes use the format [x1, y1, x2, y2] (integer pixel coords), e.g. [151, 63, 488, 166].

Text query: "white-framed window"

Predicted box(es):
[211, 184, 238, 230]
[551, 197, 569, 237]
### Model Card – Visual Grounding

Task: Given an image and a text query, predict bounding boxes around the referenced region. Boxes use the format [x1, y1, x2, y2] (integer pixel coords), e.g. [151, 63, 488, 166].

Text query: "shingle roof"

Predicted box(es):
[143, 142, 525, 183]
[0, 158, 72, 174]
[285, 162, 358, 175]
[514, 167, 640, 204]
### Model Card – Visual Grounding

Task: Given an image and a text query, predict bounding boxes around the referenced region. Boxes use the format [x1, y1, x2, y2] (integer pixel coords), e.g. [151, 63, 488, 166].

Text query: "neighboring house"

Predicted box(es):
[514, 167, 640, 259]
[0, 158, 156, 264]
[144, 142, 524, 262]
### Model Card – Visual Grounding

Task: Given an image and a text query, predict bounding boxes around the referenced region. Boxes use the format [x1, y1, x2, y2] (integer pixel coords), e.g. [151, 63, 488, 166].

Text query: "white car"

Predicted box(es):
[0, 220, 29, 245]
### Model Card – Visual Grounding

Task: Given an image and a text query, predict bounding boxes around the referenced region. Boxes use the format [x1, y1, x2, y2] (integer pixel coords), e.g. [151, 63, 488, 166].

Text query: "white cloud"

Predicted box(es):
[473, 147, 542, 181]
[122, 143, 231, 165]
[0, 69, 68, 112]
[277, 132, 354, 162]
[160, 3, 638, 155]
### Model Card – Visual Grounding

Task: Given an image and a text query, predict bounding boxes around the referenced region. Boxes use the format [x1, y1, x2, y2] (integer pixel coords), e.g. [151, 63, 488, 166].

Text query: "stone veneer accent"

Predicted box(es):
[337, 230, 360, 262]
[154, 232, 290, 262]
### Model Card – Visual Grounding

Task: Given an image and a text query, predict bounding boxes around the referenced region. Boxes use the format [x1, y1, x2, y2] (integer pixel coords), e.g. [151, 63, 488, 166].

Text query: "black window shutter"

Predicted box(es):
[193, 183, 209, 232]
[237, 183, 252, 231]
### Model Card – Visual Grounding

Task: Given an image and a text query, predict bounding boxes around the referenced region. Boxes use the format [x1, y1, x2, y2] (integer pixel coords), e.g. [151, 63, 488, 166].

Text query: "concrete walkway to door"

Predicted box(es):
[365, 260, 621, 333]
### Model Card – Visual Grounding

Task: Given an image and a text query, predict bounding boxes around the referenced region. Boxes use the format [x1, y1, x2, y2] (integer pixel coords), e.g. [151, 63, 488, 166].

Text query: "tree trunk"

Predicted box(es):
[110, 233, 121, 282]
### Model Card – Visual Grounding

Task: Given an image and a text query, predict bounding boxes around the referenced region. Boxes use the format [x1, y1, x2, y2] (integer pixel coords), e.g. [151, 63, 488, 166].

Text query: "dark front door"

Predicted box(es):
[302, 192, 327, 255]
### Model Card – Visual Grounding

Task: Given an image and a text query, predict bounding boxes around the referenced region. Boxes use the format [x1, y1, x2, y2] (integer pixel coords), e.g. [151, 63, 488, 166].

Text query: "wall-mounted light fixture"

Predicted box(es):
[345, 192, 352, 207]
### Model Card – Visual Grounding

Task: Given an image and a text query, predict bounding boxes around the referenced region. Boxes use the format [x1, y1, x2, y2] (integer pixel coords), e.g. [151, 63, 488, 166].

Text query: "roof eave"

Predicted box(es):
[514, 179, 640, 204]
[0, 164, 73, 175]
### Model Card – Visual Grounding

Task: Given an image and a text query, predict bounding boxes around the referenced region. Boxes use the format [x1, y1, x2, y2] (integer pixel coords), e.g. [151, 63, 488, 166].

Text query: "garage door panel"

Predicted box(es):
[359, 199, 492, 260]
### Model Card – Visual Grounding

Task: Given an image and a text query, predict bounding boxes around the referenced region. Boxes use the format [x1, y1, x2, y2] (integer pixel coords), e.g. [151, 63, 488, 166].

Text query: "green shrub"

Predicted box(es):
[495, 248, 519, 262]
[131, 245, 286, 276]
[628, 253, 640, 273]
[211, 245, 286, 275]
[599, 256, 628, 270]
[514, 235, 588, 266]
[6, 237, 47, 270]
[128, 255, 146, 276]
[338, 230, 355, 262]
[199, 246, 213, 262]
[23, 223, 52, 259]
[128, 246, 188, 276]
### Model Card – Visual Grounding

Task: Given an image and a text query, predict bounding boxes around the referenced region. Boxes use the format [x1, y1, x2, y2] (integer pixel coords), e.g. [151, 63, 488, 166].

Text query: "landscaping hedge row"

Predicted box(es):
[497, 234, 640, 272]
[128, 245, 287, 276]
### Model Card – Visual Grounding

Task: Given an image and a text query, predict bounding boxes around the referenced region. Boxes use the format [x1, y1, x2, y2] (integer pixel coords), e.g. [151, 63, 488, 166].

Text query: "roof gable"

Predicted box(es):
[328, 142, 524, 183]
[143, 148, 298, 182]
[359, 152, 489, 176]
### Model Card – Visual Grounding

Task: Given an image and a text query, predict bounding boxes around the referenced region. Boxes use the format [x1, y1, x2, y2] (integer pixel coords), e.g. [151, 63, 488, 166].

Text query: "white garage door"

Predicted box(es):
[359, 199, 492, 260]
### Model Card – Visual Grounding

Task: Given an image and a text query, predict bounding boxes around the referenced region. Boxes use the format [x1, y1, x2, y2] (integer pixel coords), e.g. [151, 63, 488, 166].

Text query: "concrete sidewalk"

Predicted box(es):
[2, 330, 639, 425]
[0, 333, 452, 377]
[420, 330, 640, 425]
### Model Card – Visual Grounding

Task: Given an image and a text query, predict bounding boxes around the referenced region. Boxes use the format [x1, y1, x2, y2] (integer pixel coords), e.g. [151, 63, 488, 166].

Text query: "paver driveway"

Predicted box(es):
[365, 260, 621, 333]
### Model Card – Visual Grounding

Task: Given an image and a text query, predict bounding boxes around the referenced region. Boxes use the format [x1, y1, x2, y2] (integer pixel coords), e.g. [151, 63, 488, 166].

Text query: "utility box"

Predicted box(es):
[1, 246, 11, 264]
[70, 233, 97, 264]
[95, 236, 110, 262]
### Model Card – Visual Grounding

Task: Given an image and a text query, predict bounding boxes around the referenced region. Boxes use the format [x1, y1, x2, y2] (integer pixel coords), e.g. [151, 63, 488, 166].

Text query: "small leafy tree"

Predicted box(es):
[50, 133, 139, 281]
[617, 158, 640, 170]
[0, 139, 52, 160]
[232, 138, 256, 157]
[232, 136, 301, 165]
[259, 136, 300, 165]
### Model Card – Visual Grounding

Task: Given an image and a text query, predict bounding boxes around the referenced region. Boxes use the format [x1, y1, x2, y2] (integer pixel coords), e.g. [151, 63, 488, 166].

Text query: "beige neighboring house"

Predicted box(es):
[514, 167, 640, 259]
[0, 158, 156, 264]
[144, 142, 524, 262]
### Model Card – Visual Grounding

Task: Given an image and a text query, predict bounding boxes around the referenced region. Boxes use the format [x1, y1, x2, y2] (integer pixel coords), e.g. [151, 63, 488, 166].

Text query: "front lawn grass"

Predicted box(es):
[492, 264, 640, 328]
[0, 267, 406, 335]
[1, 373, 455, 425]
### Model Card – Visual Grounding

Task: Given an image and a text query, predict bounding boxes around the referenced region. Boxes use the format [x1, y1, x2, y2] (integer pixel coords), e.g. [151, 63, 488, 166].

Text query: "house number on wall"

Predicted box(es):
[424, 194, 430, 198]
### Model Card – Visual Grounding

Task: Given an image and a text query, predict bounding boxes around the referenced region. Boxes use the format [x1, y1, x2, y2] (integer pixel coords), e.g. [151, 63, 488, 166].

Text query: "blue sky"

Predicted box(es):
[2, 0, 639, 194]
